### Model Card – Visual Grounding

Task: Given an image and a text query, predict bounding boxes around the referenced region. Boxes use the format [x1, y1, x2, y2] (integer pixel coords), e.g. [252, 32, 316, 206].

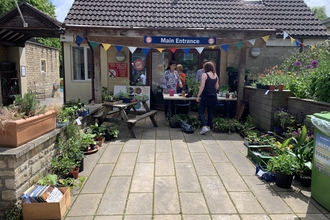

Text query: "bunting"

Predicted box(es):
[221, 44, 229, 52]
[102, 43, 111, 51]
[290, 37, 295, 44]
[295, 40, 301, 48]
[89, 41, 99, 49]
[156, 48, 165, 53]
[115, 45, 123, 52]
[248, 39, 256, 46]
[283, 31, 289, 40]
[128, 47, 137, 54]
[195, 47, 204, 54]
[261, 35, 270, 43]
[142, 48, 151, 55]
[234, 42, 243, 50]
[76, 35, 84, 46]
[182, 48, 190, 55]
[169, 48, 177, 53]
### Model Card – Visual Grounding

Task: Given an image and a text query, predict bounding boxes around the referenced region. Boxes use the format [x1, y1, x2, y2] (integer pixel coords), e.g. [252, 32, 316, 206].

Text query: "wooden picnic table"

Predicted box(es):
[95, 99, 158, 138]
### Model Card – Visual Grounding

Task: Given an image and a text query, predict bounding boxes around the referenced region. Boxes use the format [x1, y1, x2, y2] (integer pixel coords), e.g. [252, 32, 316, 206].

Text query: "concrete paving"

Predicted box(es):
[39, 96, 330, 220]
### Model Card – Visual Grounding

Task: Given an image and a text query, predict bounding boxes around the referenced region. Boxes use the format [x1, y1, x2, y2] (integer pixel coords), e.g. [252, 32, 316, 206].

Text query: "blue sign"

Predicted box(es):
[144, 36, 216, 45]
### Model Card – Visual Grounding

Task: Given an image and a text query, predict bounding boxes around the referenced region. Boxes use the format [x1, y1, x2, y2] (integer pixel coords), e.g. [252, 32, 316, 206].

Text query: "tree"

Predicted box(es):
[311, 6, 328, 21]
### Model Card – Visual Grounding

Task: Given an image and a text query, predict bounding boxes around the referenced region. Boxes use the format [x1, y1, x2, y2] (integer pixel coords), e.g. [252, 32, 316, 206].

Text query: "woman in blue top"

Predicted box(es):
[196, 62, 219, 134]
[162, 60, 182, 118]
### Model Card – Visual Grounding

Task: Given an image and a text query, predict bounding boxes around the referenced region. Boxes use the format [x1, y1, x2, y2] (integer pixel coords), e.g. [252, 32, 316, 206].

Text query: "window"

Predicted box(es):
[72, 46, 92, 80]
[41, 60, 46, 72]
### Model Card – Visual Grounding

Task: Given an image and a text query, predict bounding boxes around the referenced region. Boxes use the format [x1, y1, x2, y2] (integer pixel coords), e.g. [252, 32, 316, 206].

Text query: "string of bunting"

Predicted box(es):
[75, 32, 329, 55]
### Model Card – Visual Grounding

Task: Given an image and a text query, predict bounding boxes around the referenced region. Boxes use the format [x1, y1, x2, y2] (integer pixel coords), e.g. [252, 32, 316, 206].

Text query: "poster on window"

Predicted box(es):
[108, 63, 128, 77]
[114, 85, 150, 111]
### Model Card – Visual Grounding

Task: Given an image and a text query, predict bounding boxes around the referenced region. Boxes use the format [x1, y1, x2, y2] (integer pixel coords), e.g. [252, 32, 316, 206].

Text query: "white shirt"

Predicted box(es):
[140, 74, 146, 85]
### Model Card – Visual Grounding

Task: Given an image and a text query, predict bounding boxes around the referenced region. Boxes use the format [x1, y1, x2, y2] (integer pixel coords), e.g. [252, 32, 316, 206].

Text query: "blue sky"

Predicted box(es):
[50, 0, 329, 22]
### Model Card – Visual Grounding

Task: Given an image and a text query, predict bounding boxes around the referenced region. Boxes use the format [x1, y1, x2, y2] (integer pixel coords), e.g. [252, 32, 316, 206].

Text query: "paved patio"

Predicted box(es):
[39, 96, 330, 220]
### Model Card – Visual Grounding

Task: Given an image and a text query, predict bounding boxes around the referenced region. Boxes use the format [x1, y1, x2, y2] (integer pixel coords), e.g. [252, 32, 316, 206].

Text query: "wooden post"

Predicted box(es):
[237, 44, 246, 111]
[93, 45, 102, 103]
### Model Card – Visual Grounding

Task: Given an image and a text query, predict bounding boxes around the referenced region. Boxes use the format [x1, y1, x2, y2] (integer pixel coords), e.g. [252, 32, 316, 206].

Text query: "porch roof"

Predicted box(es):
[0, 2, 64, 47]
[63, 0, 329, 38]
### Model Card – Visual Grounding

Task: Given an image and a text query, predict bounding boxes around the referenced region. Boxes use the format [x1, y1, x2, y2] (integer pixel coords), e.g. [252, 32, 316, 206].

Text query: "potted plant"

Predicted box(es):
[212, 117, 235, 133]
[185, 74, 200, 96]
[56, 106, 75, 128]
[219, 84, 229, 97]
[267, 151, 300, 188]
[105, 125, 120, 141]
[81, 133, 97, 153]
[0, 92, 56, 147]
[87, 122, 107, 146]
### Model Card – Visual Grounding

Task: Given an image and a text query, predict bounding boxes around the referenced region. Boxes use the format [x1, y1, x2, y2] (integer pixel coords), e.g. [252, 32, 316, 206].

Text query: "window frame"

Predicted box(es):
[41, 60, 46, 72]
[71, 45, 92, 81]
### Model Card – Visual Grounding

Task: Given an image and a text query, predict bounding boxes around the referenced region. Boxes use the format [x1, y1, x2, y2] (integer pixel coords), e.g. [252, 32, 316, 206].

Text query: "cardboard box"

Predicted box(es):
[22, 187, 71, 220]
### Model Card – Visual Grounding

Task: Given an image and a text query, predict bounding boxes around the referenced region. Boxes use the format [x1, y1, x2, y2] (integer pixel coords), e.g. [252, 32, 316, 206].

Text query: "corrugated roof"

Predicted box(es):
[64, 0, 329, 37]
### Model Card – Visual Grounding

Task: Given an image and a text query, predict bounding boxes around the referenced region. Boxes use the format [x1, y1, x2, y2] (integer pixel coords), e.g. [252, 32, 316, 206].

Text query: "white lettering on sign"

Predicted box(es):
[161, 38, 175, 43]
[176, 38, 200, 44]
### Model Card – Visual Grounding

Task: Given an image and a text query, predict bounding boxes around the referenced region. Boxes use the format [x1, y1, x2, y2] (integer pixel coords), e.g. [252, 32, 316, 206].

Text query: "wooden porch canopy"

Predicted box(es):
[0, 2, 63, 47]
[64, 25, 277, 104]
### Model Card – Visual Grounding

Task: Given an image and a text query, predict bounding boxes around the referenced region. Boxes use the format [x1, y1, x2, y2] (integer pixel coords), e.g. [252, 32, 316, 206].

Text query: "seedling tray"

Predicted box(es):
[247, 145, 275, 165]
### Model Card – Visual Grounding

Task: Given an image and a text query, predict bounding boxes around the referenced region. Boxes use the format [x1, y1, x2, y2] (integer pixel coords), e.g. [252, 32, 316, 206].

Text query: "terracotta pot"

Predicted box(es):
[0, 111, 56, 147]
[69, 167, 79, 179]
[95, 136, 105, 147]
[269, 85, 275, 91]
[225, 93, 230, 98]
[278, 84, 284, 91]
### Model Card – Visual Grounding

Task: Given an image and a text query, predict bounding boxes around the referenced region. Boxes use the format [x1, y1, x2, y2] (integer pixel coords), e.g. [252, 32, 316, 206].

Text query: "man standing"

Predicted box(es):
[139, 71, 146, 85]
[196, 59, 208, 82]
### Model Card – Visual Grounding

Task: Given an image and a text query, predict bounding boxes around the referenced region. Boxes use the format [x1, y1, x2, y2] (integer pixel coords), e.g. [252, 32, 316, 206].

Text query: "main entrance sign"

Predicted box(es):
[144, 36, 216, 45]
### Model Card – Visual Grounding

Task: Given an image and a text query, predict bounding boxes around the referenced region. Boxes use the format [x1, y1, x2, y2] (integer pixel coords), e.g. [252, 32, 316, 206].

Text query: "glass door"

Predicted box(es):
[150, 51, 169, 110]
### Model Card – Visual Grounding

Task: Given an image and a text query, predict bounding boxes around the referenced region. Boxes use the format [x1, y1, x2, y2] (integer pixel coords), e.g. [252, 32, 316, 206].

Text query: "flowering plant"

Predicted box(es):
[273, 107, 305, 135]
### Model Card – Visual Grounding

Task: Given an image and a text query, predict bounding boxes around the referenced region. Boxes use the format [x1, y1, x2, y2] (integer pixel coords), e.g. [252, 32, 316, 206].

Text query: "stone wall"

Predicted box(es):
[246, 86, 294, 131]
[0, 45, 8, 61]
[246, 86, 330, 131]
[25, 42, 60, 98]
[0, 106, 102, 218]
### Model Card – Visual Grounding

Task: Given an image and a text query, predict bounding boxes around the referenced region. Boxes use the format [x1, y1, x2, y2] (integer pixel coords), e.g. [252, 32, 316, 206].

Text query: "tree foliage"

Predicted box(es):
[0, 0, 56, 17]
[311, 6, 328, 21]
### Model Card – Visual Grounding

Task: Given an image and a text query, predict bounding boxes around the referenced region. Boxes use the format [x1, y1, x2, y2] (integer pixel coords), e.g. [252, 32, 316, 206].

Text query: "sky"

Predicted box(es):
[50, 0, 329, 22]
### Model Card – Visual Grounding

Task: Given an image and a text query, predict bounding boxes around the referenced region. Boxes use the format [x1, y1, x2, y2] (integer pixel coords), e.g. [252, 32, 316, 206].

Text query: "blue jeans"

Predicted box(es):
[198, 99, 215, 127]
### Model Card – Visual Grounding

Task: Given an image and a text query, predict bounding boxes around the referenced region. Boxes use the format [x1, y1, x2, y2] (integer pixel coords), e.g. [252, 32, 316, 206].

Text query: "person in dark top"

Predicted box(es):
[196, 62, 219, 134]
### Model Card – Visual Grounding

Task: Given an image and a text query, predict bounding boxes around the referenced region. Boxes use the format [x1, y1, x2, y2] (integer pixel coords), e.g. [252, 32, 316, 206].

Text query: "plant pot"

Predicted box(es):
[78, 158, 84, 173]
[225, 93, 230, 98]
[95, 136, 105, 147]
[69, 167, 79, 179]
[300, 176, 312, 187]
[278, 84, 284, 91]
[275, 171, 293, 188]
[269, 85, 275, 91]
[0, 111, 56, 147]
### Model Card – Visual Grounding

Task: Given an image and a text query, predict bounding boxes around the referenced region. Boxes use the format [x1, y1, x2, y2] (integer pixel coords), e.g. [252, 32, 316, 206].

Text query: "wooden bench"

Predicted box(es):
[127, 110, 158, 138]
[92, 109, 120, 123]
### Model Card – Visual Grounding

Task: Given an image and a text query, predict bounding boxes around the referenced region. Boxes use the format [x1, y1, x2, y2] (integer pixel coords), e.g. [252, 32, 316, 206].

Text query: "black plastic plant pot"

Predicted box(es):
[275, 171, 293, 188]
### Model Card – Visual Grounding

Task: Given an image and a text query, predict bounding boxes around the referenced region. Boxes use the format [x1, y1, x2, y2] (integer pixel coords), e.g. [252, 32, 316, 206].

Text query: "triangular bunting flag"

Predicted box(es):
[76, 35, 84, 46]
[142, 48, 151, 55]
[290, 37, 295, 44]
[295, 40, 300, 48]
[195, 47, 204, 54]
[89, 41, 99, 49]
[234, 42, 243, 50]
[325, 40, 329, 46]
[156, 48, 165, 53]
[169, 48, 177, 53]
[182, 48, 190, 55]
[102, 43, 111, 51]
[301, 43, 305, 47]
[248, 39, 256, 46]
[221, 44, 229, 52]
[311, 45, 315, 50]
[283, 31, 289, 40]
[261, 35, 270, 43]
[128, 47, 137, 54]
[115, 45, 123, 52]
[305, 45, 311, 50]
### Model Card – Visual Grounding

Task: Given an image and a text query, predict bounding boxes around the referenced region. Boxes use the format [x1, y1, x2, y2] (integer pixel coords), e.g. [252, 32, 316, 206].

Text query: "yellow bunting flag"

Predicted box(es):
[325, 40, 329, 46]
[290, 37, 295, 44]
[311, 45, 315, 50]
[261, 35, 270, 43]
[208, 46, 216, 49]
[156, 48, 165, 53]
[102, 43, 111, 51]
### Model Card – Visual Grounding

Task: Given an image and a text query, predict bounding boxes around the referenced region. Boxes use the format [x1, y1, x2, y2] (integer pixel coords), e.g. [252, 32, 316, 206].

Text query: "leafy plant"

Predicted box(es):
[212, 117, 235, 133]
[185, 74, 200, 96]
[219, 84, 229, 93]
[38, 174, 58, 186]
[267, 152, 300, 175]
[87, 122, 107, 137]
[81, 133, 96, 148]
[56, 106, 75, 123]
[5, 201, 22, 220]
[106, 125, 120, 138]
[58, 176, 86, 191]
